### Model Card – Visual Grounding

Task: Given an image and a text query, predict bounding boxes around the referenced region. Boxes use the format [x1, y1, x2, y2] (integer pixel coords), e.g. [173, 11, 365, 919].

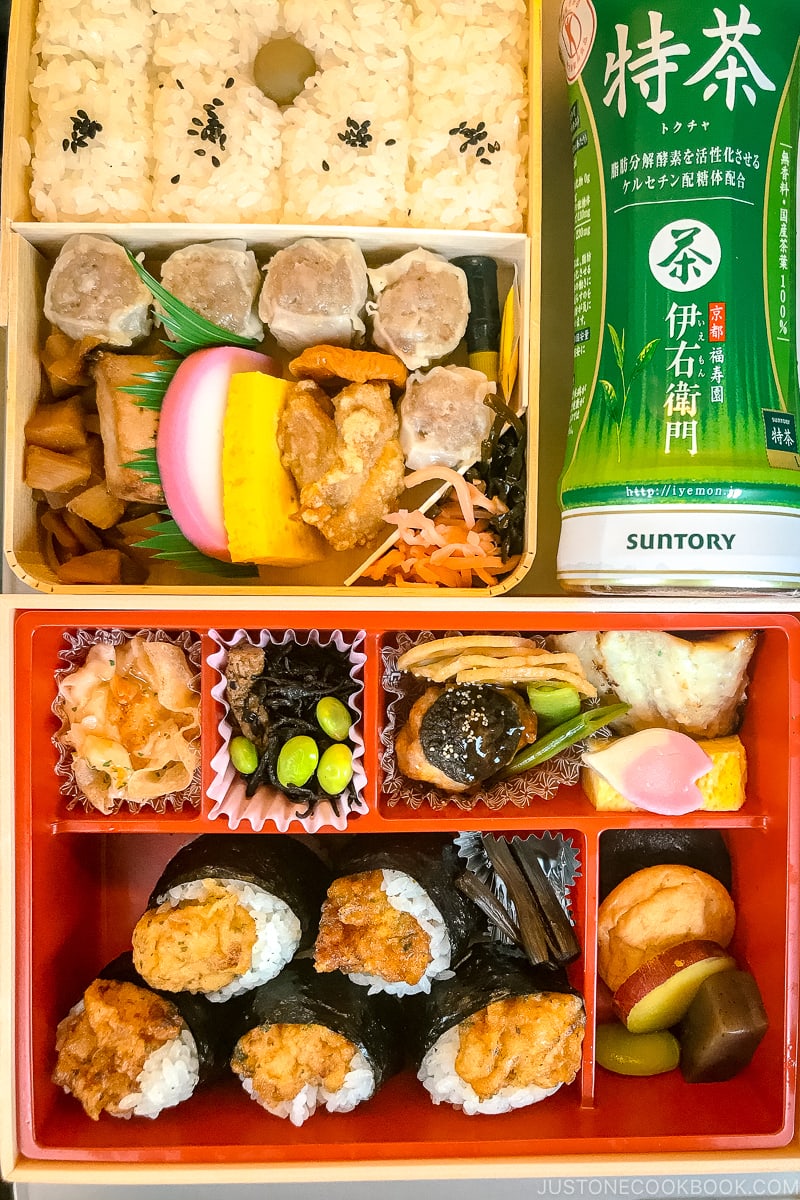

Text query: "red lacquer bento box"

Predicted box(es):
[10, 608, 800, 1170]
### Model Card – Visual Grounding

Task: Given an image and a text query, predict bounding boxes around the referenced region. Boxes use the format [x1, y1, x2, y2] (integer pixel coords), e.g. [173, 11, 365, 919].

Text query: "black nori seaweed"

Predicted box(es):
[146, 834, 331, 951]
[420, 685, 523, 785]
[326, 834, 486, 967]
[599, 829, 732, 900]
[233, 958, 403, 1093]
[97, 951, 244, 1084]
[406, 942, 582, 1063]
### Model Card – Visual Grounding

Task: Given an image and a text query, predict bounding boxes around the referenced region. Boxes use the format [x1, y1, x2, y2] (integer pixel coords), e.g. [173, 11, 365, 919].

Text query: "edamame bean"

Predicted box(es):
[317, 743, 354, 795]
[277, 736, 319, 788]
[229, 736, 258, 775]
[316, 696, 351, 742]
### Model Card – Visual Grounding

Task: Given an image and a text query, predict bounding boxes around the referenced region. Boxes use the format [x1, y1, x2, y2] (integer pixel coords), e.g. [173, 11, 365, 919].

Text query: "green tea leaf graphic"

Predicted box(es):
[608, 324, 624, 372]
[632, 338, 661, 378]
[599, 378, 622, 427]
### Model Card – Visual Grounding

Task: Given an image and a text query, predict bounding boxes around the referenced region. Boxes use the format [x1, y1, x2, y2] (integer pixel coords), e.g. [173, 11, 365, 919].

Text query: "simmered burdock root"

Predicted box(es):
[132, 880, 257, 994]
[232, 1023, 356, 1108]
[455, 994, 586, 1099]
[314, 870, 432, 986]
[53, 979, 183, 1121]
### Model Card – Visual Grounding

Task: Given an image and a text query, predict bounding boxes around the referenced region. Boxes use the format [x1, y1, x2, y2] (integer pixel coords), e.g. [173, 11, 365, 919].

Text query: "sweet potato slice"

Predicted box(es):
[612, 941, 736, 1033]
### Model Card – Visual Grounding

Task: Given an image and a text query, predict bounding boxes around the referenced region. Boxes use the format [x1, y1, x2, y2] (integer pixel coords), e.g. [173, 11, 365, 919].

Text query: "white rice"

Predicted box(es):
[62, 999, 200, 1120]
[280, 64, 411, 226]
[29, 56, 152, 221]
[116, 1028, 201, 1119]
[418, 1025, 560, 1116]
[151, 69, 283, 223]
[33, 0, 153, 69]
[239, 1043, 374, 1127]
[348, 868, 452, 997]
[154, 876, 302, 1003]
[27, 0, 528, 231]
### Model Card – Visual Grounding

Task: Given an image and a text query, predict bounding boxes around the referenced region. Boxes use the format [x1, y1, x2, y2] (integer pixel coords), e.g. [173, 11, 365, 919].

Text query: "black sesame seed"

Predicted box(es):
[176, 78, 184, 89]
[192, 117, 203, 126]
[212, 97, 223, 106]
[95, 123, 102, 131]
[171, 173, 180, 183]
[476, 121, 485, 131]
[225, 76, 234, 88]
[76, 108, 88, 120]
[211, 155, 220, 167]
[187, 128, 199, 135]
[62, 138, 69, 151]
[322, 159, 330, 171]
[220, 133, 227, 149]
[70, 142, 78, 153]
[385, 138, 396, 146]
[194, 148, 206, 156]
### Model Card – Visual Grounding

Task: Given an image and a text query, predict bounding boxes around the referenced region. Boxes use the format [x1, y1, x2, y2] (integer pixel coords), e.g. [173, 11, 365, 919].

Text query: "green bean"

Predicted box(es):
[229, 735, 259, 775]
[496, 702, 630, 780]
[277, 736, 319, 788]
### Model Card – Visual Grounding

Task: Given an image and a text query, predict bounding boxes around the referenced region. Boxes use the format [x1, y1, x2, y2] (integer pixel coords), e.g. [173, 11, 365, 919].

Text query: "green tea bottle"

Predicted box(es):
[557, 0, 800, 591]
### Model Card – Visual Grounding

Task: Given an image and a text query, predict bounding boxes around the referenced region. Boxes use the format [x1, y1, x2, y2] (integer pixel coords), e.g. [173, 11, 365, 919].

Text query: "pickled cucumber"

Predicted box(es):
[595, 1024, 679, 1076]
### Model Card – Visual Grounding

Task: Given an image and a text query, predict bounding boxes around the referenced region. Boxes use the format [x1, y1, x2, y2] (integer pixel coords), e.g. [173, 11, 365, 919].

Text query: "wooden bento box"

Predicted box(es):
[0, 0, 541, 597]
[2, 603, 799, 1180]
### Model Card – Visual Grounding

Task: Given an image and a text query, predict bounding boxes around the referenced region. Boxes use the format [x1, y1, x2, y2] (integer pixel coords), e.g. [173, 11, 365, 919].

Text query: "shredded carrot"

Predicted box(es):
[360, 487, 517, 590]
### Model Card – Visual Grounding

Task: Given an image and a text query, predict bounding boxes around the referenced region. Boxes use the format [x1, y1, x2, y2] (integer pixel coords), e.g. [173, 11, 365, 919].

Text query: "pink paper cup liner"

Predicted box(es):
[207, 627, 368, 833]
[52, 627, 202, 815]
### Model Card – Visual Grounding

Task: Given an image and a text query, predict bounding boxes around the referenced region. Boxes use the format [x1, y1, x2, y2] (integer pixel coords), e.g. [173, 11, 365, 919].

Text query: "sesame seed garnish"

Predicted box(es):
[212, 97, 223, 106]
[212, 155, 220, 167]
[322, 160, 330, 171]
[225, 77, 234, 88]
[194, 148, 206, 156]
[171, 174, 180, 183]
[176, 78, 184, 89]
[385, 138, 396, 146]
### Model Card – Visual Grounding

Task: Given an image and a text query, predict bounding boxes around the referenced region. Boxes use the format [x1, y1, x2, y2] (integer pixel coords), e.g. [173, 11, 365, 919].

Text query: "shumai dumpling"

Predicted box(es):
[399, 365, 495, 470]
[258, 237, 368, 353]
[159, 240, 263, 339]
[44, 234, 153, 347]
[367, 248, 470, 371]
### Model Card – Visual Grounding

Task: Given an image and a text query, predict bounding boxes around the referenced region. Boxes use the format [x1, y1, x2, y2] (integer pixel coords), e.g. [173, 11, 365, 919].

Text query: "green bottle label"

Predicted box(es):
[557, 0, 800, 589]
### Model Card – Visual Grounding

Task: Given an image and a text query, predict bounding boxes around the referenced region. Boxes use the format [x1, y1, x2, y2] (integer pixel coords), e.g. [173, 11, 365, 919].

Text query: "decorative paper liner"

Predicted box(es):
[52, 628, 202, 815]
[207, 628, 368, 833]
[381, 630, 605, 811]
[455, 831, 582, 937]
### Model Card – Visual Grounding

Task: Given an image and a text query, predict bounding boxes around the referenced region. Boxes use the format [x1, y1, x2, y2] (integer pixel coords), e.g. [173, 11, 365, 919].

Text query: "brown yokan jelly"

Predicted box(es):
[679, 970, 769, 1084]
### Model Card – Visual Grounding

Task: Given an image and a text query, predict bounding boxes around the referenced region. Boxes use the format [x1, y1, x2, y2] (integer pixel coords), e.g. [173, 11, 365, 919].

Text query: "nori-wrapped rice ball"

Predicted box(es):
[53, 951, 241, 1121]
[230, 957, 403, 1125]
[131, 834, 330, 1002]
[314, 834, 485, 996]
[409, 943, 585, 1115]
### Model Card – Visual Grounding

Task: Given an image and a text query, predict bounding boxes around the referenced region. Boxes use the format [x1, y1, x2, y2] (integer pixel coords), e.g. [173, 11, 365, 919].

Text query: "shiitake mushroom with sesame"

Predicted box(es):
[395, 683, 538, 793]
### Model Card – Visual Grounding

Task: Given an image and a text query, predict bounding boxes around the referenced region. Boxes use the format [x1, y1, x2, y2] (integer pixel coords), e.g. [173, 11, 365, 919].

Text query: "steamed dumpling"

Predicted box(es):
[159, 240, 263, 339]
[258, 237, 368, 353]
[399, 366, 495, 470]
[44, 234, 153, 347]
[367, 248, 470, 371]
